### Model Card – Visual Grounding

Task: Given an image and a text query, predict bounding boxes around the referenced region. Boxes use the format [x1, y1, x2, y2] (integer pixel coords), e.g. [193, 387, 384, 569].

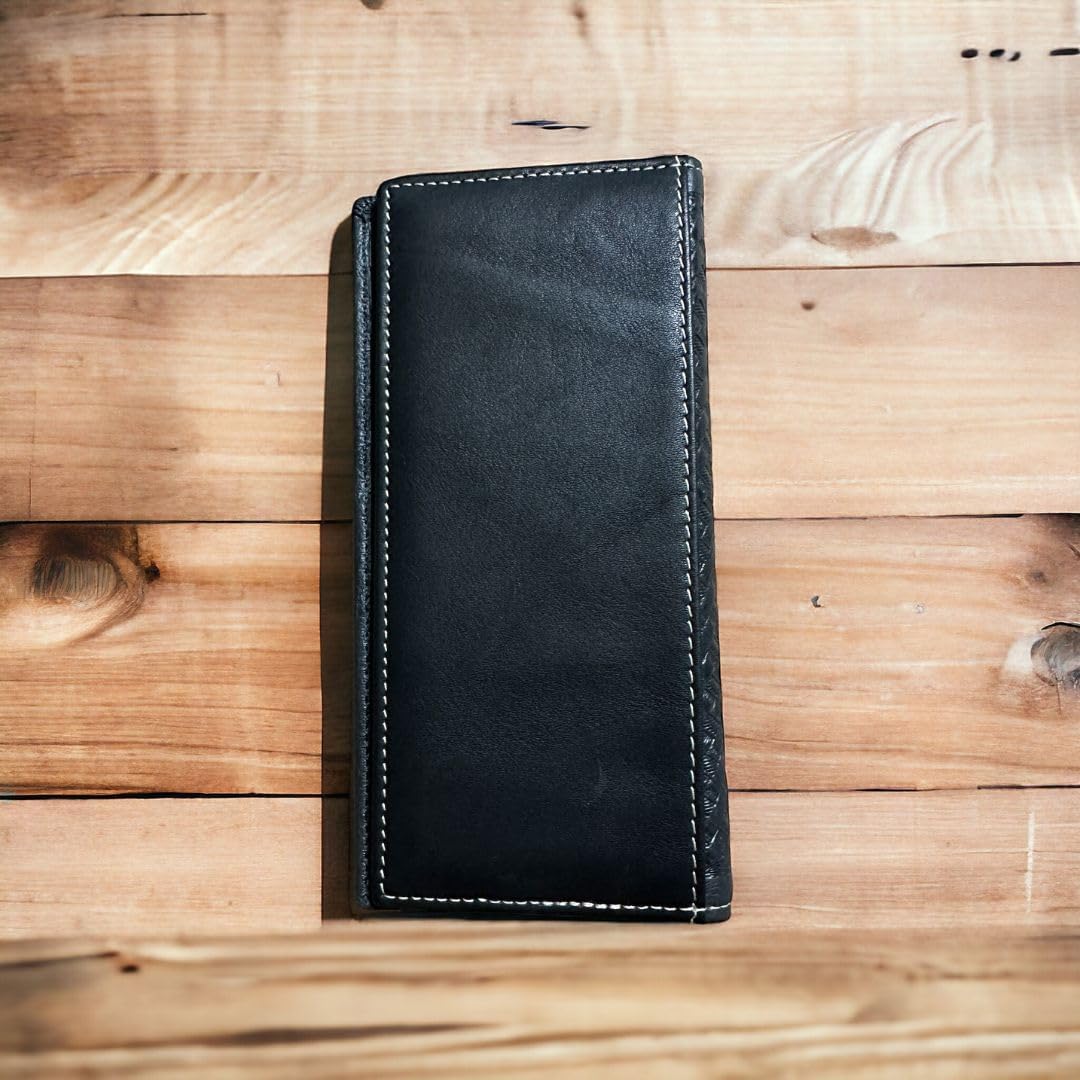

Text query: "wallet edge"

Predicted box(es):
[683, 164, 733, 924]
[351, 195, 375, 915]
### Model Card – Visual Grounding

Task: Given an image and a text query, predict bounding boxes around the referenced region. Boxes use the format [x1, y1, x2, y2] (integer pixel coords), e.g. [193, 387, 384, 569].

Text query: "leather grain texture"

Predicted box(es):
[353, 156, 731, 922]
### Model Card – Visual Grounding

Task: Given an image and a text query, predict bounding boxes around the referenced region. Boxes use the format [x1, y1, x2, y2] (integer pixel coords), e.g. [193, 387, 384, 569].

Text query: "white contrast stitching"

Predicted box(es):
[378, 189, 393, 897]
[387, 162, 688, 190]
[377, 158, 708, 917]
[380, 896, 730, 913]
[675, 160, 698, 916]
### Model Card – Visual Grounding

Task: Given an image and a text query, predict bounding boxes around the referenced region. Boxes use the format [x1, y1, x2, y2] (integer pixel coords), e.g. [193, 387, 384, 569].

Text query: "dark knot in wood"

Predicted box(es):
[1031, 623, 1080, 694]
[0, 525, 158, 649]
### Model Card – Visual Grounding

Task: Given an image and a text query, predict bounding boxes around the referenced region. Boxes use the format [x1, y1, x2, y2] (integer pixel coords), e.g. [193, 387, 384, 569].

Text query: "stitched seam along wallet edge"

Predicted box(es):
[352, 155, 732, 922]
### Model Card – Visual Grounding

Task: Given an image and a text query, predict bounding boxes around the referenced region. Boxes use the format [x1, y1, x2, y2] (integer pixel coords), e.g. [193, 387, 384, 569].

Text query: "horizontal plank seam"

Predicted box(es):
[7, 785, 1080, 801]
[0, 519, 353, 527]
[11, 258, 1080, 284]
[0, 513, 1031, 528]
[9, 259, 1080, 291]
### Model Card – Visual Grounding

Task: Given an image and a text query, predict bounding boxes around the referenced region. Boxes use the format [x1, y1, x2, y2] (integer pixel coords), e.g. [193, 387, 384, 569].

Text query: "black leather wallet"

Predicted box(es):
[352, 155, 731, 922]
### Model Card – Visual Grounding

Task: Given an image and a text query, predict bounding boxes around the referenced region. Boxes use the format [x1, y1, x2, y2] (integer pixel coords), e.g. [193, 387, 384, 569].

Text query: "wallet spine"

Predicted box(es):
[351, 196, 375, 913]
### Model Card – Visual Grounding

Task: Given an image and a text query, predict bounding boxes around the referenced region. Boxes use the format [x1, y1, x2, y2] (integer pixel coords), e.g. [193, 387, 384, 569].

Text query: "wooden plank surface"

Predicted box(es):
[4, 1, 1080, 1069]
[3, 929, 1080, 1080]
[719, 515, 1080, 791]
[711, 266, 1080, 518]
[4, 516, 1080, 795]
[1, 790, 1078, 938]
[0, 522, 349, 795]
[0, 798, 335, 938]
[4, 267, 1080, 522]
[0, 342, 33, 520]
[5, 1, 1080, 274]
[0, 275, 352, 523]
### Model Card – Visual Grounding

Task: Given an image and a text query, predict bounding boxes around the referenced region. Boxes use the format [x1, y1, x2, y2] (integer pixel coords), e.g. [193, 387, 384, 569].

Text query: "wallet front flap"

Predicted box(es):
[354, 157, 730, 922]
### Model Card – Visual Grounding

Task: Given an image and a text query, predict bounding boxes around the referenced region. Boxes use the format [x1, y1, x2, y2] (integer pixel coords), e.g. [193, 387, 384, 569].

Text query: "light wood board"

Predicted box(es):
[1, 790, 1078, 938]
[3, 267, 1080, 521]
[0, 522, 350, 795]
[3, 517, 1080, 795]
[3, 926, 1080, 1078]
[5, 1, 1080, 274]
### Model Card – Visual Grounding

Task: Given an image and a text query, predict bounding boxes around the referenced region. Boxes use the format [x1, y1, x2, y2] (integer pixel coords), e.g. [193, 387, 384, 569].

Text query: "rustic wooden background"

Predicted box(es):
[2, 0, 1080, 1074]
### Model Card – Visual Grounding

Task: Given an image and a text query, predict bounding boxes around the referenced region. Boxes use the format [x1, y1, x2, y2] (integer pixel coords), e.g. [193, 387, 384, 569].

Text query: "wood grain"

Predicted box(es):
[0, 275, 352, 523]
[711, 266, 1080, 518]
[4, 2, 1079, 1065]
[0, 523, 350, 795]
[719, 514, 1080, 791]
[4, 267, 1080, 522]
[1, 790, 1078, 938]
[0, 797, 335, 938]
[4, 516, 1080, 795]
[0, 345, 32, 520]
[3, 929, 1080, 1079]
[4, 1, 1080, 274]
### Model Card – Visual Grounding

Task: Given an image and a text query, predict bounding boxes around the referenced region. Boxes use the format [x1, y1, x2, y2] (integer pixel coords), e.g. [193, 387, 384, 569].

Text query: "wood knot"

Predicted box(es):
[31, 554, 124, 605]
[0, 525, 157, 650]
[1031, 623, 1080, 693]
[811, 227, 899, 252]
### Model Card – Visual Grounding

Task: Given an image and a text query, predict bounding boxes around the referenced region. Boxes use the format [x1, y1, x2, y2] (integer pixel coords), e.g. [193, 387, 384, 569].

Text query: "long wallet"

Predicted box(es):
[352, 155, 731, 922]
